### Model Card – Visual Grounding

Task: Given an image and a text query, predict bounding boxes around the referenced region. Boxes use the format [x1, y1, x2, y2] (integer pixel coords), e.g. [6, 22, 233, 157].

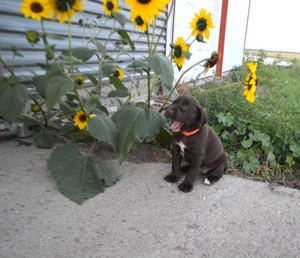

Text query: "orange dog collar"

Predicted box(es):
[182, 128, 200, 136]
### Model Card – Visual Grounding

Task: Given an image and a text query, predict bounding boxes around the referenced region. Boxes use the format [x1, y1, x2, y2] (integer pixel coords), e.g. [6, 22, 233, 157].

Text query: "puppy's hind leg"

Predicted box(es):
[203, 163, 225, 185]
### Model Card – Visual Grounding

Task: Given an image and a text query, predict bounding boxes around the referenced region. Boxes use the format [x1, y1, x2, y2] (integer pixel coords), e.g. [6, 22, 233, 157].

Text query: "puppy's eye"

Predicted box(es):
[182, 105, 189, 110]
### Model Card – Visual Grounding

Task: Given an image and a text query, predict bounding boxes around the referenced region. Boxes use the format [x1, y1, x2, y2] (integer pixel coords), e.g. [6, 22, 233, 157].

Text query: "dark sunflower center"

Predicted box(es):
[31, 2, 44, 13]
[135, 16, 144, 26]
[56, 0, 76, 12]
[137, 0, 151, 4]
[246, 75, 256, 90]
[113, 70, 120, 77]
[79, 114, 87, 122]
[106, 1, 114, 11]
[196, 18, 207, 31]
[174, 46, 182, 58]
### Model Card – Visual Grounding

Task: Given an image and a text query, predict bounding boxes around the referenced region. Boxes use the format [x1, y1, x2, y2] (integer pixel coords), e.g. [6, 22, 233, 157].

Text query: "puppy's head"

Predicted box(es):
[165, 95, 208, 134]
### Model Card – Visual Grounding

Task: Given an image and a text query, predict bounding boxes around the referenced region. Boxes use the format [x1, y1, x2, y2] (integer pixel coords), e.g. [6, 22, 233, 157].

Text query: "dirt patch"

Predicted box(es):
[90, 141, 300, 191]
[82, 141, 173, 164]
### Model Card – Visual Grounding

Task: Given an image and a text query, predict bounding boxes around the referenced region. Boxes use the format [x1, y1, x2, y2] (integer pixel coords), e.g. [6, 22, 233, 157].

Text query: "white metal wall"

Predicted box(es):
[170, 0, 221, 81]
[0, 0, 167, 84]
[222, 0, 250, 72]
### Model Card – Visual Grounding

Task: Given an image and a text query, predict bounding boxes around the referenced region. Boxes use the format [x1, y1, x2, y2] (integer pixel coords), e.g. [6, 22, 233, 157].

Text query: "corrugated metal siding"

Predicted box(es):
[0, 0, 168, 85]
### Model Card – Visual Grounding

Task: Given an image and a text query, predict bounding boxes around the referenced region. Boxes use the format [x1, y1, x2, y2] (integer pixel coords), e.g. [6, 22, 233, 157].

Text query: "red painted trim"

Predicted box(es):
[216, 0, 229, 77]
[243, 0, 252, 65]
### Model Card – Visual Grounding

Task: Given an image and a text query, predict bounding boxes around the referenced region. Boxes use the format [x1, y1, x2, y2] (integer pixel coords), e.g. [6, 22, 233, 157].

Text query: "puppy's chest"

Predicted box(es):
[176, 141, 190, 157]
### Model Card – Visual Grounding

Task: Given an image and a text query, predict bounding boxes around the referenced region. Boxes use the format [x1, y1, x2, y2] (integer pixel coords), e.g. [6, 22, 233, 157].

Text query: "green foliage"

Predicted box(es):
[147, 53, 174, 91]
[194, 56, 300, 177]
[112, 105, 166, 164]
[47, 144, 118, 205]
[0, 76, 29, 123]
[0, 2, 217, 204]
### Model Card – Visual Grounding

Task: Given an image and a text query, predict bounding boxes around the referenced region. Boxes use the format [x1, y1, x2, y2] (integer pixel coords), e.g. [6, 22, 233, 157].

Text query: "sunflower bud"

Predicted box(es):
[45, 45, 55, 60]
[10, 45, 19, 52]
[25, 30, 40, 44]
[31, 104, 41, 113]
[196, 33, 204, 42]
[170, 43, 177, 49]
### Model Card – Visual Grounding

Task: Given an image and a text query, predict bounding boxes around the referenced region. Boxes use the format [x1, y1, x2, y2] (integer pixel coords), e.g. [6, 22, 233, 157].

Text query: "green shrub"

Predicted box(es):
[193, 58, 300, 177]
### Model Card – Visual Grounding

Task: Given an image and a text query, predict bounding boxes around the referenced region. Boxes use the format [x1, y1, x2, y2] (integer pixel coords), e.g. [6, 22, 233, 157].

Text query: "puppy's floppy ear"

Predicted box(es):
[197, 106, 208, 126]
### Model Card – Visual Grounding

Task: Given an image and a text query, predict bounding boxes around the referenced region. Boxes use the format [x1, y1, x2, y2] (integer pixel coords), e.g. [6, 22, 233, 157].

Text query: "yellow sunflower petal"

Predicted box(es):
[246, 92, 255, 103]
[49, 0, 86, 24]
[73, 110, 90, 130]
[247, 62, 257, 73]
[172, 37, 190, 69]
[190, 8, 215, 39]
[102, 0, 120, 16]
[126, 0, 171, 25]
[19, 0, 52, 21]
[112, 67, 124, 80]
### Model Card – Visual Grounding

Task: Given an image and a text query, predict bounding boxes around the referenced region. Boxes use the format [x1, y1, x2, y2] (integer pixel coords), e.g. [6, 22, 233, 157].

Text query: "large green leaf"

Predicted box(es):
[113, 12, 127, 28]
[117, 30, 135, 51]
[87, 112, 119, 150]
[112, 105, 165, 164]
[61, 47, 94, 62]
[0, 78, 29, 123]
[45, 77, 74, 111]
[32, 75, 48, 98]
[47, 144, 119, 205]
[109, 76, 123, 89]
[107, 87, 129, 98]
[33, 131, 54, 149]
[85, 73, 98, 87]
[147, 53, 174, 91]
[102, 65, 116, 77]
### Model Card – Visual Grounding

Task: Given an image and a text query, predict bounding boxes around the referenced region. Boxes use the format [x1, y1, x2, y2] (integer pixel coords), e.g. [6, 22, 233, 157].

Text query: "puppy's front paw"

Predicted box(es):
[164, 174, 180, 183]
[178, 182, 193, 192]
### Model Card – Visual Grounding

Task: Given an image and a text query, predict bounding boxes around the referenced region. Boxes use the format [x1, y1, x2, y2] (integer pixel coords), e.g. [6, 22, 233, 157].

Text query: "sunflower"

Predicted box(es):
[243, 62, 258, 103]
[49, 0, 85, 24]
[102, 0, 120, 16]
[112, 67, 124, 80]
[171, 37, 190, 70]
[190, 8, 215, 39]
[75, 75, 85, 88]
[133, 15, 148, 32]
[204, 51, 220, 75]
[19, 0, 52, 21]
[73, 110, 92, 130]
[126, 0, 171, 26]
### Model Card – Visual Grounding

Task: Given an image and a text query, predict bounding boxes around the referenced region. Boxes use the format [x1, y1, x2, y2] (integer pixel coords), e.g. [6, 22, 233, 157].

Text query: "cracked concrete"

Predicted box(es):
[1, 139, 300, 257]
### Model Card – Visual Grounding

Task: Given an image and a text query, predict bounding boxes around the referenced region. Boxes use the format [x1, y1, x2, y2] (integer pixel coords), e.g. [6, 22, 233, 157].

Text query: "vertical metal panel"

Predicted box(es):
[0, 0, 168, 85]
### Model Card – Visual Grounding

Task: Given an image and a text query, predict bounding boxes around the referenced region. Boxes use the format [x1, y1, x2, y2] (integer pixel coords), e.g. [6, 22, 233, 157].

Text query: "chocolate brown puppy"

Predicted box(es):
[164, 95, 228, 192]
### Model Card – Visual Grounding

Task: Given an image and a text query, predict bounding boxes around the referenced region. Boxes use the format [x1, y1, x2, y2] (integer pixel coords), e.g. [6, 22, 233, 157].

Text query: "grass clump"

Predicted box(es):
[192, 54, 300, 181]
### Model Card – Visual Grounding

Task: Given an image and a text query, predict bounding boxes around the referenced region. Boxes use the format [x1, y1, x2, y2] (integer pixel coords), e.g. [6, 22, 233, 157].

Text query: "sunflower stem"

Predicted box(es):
[159, 58, 208, 112]
[40, 20, 68, 79]
[33, 99, 48, 126]
[21, 113, 48, 131]
[146, 29, 153, 108]
[153, 0, 175, 53]
[191, 82, 242, 96]
[65, 4, 85, 113]
[0, 59, 14, 75]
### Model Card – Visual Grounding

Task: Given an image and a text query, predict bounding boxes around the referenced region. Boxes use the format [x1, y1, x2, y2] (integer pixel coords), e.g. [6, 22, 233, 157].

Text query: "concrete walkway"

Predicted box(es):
[1, 140, 300, 257]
